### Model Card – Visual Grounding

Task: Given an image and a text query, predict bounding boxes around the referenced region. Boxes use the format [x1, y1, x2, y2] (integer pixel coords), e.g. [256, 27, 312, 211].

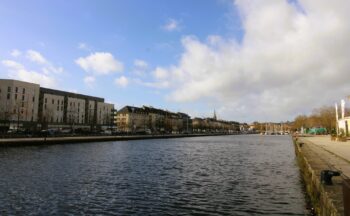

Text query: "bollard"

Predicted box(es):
[343, 179, 350, 216]
[320, 170, 341, 185]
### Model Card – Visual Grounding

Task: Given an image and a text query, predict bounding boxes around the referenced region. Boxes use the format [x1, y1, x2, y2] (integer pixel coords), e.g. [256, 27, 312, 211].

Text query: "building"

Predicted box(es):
[116, 106, 149, 133]
[192, 115, 239, 133]
[115, 105, 193, 134]
[0, 79, 40, 131]
[0, 79, 114, 131]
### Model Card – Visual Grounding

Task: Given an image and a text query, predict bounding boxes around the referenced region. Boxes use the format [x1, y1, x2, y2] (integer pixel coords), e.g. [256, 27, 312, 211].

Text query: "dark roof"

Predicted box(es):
[142, 106, 167, 115]
[40, 87, 104, 102]
[117, 106, 147, 114]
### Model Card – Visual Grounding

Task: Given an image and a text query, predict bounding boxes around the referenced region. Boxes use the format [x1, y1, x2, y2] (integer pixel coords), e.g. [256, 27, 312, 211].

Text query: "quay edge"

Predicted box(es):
[293, 136, 344, 216]
[0, 133, 237, 147]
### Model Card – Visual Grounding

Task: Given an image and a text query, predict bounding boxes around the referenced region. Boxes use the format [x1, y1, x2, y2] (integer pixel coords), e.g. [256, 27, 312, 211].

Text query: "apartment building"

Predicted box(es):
[39, 87, 114, 130]
[0, 79, 40, 130]
[116, 105, 193, 134]
[192, 117, 239, 133]
[97, 102, 114, 127]
[116, 106, 149, 133]
[0, 79, 115, 131]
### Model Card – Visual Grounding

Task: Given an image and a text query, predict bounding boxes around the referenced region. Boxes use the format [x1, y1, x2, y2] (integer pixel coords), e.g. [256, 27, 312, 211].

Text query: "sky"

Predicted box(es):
[1, 0, 350, 123]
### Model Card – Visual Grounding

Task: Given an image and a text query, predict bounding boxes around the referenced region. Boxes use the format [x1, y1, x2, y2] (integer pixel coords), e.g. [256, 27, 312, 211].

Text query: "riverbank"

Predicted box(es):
[294, 135, 350, 216]
[0, 133, 235, 147]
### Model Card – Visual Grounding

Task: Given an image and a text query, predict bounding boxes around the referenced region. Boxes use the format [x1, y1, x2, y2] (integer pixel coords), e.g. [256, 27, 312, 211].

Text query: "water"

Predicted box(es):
[0, 135, 309, 215]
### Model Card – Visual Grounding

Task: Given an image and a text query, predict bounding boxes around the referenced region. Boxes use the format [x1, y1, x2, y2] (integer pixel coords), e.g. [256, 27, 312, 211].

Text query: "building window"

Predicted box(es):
[61, 106, 63, 111]
[44, 104, 47, 109]
[61, 100, 63, 105]
[22, 88, 25, 94]
[52, 99, 54, 104]
[57, 99, 59, 104]
[22, 95, 25, 101]
[45, 98, 47, 103]
[57, 106, 59, 111]
[8, 87, 11, 92]
[15, 87, 18, 93]
[33, 96, 35, 102]
[15, 94, 17, 100]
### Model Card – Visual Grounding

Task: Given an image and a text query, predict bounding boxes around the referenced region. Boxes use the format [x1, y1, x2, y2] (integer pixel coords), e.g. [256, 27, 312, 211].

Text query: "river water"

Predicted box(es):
[0, 135, 309, 215]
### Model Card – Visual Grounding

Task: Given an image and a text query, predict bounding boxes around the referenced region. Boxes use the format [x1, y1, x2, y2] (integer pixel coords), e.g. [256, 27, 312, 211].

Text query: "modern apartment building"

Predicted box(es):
[0, 79, 40, 131]
[0, 79, 114, 131]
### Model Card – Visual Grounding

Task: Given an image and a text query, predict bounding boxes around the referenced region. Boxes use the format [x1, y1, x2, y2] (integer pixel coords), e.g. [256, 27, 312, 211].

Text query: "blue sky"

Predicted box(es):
[1, 0, 350, 122]
[0, 0, 242, 118]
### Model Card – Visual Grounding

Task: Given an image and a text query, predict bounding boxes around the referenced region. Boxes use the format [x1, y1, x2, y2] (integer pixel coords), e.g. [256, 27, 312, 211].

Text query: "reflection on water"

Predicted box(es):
[0, 135, 309, 215]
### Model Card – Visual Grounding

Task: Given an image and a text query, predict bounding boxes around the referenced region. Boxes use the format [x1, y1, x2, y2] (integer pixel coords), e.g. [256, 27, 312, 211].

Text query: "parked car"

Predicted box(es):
[101, 130, 112, 135]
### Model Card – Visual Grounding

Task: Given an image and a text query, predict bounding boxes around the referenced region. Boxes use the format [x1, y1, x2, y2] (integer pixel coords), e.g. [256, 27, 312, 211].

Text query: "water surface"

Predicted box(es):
[0, 135, 309, 215]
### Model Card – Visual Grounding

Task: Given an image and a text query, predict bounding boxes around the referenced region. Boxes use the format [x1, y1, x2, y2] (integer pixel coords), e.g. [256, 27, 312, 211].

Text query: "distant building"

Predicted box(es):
[116, 105, 193, 134]
[116, 106, 149, 133]
[0, 79, 114, 131]
[192, 117, 239, 133]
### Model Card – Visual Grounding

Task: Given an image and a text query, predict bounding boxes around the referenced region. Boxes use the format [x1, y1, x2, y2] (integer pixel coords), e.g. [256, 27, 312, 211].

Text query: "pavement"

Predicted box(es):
[300, 135, 350, 179]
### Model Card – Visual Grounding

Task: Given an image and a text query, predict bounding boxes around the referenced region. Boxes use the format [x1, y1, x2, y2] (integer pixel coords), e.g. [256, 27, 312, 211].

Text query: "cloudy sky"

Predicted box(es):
[1, 0, 349, 123]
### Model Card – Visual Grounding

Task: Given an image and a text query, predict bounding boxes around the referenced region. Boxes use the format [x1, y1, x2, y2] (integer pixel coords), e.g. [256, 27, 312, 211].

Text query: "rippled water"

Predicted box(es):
[0, 135, 309, 215]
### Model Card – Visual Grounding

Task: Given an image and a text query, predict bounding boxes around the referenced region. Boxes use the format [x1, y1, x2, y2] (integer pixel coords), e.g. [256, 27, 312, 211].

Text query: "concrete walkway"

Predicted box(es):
[300, 136, 350, 179]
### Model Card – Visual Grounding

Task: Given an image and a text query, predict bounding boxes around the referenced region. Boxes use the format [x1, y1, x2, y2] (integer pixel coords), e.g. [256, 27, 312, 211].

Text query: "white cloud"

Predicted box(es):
[2, 60, 24, 70]
[75, 52, 123, 75]
[134, 59, 148, 69]
[152, 67, 168, 79]
[10, 49, 21, 57]
[149, 0, 350, 122]
[83, 76, 96, 88]
[2, 60, 57, 88]
[23, 49, 64, 74]
[132, 59, 149, 77]
[114, 76, 128, 87]
[142, 81, 170, 89]
[163, 18, 180, 32]
[26, 50, 47, 64]
[78, 42, 91, 51]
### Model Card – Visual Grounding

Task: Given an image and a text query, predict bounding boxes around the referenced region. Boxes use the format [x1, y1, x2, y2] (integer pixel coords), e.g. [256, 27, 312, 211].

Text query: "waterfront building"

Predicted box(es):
[0, 79, 40, 131]
[116, 105, 193, 134]
[192, 117, 239, 133]
[116, 106, 149, 133]
[0, 79, 114, 131]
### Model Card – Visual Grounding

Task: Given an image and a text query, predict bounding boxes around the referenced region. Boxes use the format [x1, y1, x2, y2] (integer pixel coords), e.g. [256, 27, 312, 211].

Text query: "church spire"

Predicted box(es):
[213, 109, 217, 120]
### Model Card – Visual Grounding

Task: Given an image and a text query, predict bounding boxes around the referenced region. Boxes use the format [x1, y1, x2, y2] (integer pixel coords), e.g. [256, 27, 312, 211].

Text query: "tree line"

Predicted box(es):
[292, 106, 347, 133]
